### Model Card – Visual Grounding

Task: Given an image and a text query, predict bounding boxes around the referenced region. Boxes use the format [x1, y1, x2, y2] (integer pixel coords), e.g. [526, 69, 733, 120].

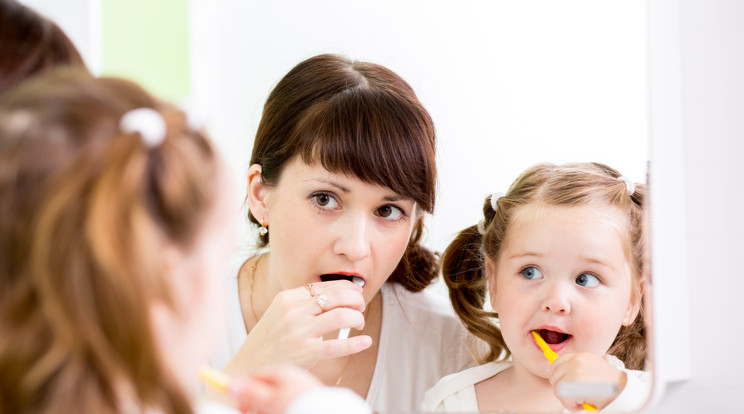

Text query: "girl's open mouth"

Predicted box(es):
[537, 329, 571, 346]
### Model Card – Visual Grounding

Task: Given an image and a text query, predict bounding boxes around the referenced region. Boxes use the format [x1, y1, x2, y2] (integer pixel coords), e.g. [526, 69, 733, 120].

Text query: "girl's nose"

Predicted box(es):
[541, 283, 571, 314]
[333, 214, 371, 262]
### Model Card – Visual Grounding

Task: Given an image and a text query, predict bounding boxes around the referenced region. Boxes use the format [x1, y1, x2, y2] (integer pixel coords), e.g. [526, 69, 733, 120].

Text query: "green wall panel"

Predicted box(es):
[101, 0, 189, 101]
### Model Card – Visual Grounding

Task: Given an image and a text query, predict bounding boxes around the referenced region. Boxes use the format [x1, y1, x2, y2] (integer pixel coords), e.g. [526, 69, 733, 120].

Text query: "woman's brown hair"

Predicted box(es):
[0, 0, 87, 96]
[0, 70, 218, 414]
[249, 53, 438, 292]
[442, 162, 648, 370]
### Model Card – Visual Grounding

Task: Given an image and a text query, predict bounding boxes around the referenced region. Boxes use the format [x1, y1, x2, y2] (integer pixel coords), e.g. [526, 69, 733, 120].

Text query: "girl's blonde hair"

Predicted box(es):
[442, 162, 648, 370]
[0, 70, 218, 414]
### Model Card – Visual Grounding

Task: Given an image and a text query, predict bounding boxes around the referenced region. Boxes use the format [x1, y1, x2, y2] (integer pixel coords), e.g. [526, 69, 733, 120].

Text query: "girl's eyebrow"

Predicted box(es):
[507, 251, 543, 260]
[579, 256, 617, 271]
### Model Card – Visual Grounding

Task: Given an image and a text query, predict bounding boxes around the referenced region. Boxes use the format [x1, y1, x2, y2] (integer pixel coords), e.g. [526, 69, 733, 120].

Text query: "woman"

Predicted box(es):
[211, 54, 478, 412]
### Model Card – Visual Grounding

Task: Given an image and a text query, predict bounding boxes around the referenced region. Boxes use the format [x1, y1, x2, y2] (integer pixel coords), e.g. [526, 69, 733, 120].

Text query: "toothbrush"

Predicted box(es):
[338, 276, 365, 340]
[198, 366, 232, 393]
[531, 330, 597, 412]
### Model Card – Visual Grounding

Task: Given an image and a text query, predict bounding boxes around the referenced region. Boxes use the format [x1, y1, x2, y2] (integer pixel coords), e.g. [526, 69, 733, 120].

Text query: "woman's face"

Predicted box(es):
[262, 157, 417, 303]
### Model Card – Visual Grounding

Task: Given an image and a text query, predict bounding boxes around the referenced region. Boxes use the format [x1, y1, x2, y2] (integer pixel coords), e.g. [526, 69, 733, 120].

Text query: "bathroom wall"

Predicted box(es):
[647, 0, 744, 411]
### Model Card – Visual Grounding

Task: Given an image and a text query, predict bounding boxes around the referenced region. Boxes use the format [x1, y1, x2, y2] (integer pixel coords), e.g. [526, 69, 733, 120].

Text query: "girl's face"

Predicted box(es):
[259, 157, 417, 304]
[488, 204, 640, 378]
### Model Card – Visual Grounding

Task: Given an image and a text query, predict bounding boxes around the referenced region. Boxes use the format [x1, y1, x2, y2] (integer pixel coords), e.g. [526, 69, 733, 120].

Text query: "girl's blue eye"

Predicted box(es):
[520, 266, 543, 280]
[313, 193, 339, 209]
[377, 205, 403, 220]
[576, 273, 600, 287]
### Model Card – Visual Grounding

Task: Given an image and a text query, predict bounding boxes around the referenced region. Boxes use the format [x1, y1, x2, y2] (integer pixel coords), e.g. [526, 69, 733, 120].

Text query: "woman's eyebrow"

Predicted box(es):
[304, 178, 349, 192]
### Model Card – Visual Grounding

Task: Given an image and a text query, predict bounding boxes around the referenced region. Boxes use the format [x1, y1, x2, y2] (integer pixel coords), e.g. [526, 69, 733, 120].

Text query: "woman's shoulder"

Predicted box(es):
[422, 361, 511, 412]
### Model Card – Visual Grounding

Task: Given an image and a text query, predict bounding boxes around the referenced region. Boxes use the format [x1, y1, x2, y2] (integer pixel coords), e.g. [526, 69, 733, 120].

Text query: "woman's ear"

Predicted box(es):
[486, 258, 499, 313]
[622, 278, 646, 326]
[247, 164, 269, 224]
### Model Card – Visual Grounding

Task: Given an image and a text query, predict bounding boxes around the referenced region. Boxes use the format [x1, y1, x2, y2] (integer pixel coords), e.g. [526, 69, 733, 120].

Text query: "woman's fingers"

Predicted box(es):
[300, 282, 367, 315]
[317, 335, 373, 358]
[308, 307, 366, 337]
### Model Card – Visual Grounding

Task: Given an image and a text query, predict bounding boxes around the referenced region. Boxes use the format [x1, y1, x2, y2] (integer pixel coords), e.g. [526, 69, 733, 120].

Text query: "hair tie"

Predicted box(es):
[490, 192, 505, 212]
[119, 108, 166, 147]
[617, 176, 635, 196]
[476, 219, 487, 235]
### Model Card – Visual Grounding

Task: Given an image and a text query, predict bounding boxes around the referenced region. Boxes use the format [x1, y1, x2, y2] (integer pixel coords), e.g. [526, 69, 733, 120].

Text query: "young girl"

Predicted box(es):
[0, 69, 369, 414]
[423, 162, 650, 413]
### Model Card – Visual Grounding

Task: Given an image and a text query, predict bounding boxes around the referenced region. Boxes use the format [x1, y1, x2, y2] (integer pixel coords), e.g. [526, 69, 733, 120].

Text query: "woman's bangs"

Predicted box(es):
[296, 92, 435, 212]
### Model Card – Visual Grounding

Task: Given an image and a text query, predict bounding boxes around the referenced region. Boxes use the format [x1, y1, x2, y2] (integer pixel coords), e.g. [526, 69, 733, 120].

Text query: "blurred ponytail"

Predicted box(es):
[0, 70, 215, 414]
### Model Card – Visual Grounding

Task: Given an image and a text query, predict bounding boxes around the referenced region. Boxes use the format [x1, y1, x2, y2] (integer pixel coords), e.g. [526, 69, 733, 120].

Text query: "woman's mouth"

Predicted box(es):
[320, 273, 365, 287]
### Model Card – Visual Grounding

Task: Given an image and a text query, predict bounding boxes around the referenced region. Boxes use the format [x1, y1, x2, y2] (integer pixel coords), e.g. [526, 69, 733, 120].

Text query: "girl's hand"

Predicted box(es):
[223, 280, 372, 376]
[549, 353, 627, 412]
[229, 364, 322, 414]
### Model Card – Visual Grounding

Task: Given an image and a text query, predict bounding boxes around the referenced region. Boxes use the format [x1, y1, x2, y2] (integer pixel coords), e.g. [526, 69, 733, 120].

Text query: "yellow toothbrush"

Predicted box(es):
[532, 331, 597, 412]
[198, 366, 232, 393]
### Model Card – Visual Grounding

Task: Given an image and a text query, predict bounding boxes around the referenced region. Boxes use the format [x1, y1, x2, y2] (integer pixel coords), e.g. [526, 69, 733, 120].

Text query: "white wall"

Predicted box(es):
[644, 0, 744, 411]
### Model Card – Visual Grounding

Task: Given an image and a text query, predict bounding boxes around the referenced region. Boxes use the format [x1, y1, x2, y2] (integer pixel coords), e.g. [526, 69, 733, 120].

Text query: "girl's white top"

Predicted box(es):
[422, 355, 651, 413]
[196, 387, 370, 414]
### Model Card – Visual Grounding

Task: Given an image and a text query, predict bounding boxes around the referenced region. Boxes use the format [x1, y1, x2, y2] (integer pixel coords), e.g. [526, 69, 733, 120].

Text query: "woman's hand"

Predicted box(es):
[549, 353, 627, 412]
[223, 280, 372, 376]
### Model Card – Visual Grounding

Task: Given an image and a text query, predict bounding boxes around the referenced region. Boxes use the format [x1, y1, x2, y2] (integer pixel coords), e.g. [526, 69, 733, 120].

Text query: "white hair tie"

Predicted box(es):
[119, 108, 166, 147]
[476, 219, 487, 235]
[617, 176, 635, 196]
[490, 192, 505, 212]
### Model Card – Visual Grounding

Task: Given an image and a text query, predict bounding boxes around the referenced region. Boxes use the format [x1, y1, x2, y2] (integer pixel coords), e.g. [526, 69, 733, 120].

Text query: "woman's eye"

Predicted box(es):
[576, 273, 600, 287]
[520, 266, 543, 280]
[376, 205, 404, 220]
[313, 193, 339, 209]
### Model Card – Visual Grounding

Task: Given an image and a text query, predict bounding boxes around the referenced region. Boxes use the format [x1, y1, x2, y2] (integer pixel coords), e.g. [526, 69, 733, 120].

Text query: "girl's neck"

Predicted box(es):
[476, 361, 565, 413]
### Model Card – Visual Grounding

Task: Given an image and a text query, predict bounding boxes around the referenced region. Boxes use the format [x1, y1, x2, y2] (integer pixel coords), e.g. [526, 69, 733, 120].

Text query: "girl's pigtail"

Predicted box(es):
[442, 198, 508, 363]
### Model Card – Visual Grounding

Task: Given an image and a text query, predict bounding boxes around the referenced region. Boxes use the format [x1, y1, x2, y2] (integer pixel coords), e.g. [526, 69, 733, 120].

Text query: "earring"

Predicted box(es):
[259, 218, 268, 236]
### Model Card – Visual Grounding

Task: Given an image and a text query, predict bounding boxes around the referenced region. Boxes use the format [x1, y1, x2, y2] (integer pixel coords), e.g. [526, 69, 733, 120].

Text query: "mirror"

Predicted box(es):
[28, 0, 657, 411]
[189, 1, 654, 412]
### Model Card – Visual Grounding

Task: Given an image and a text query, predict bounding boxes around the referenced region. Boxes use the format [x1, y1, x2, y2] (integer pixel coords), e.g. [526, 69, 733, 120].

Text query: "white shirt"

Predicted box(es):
[423, 355, 651, 413]
[196, 387, 371, 414]
[208, 268, 478, 413]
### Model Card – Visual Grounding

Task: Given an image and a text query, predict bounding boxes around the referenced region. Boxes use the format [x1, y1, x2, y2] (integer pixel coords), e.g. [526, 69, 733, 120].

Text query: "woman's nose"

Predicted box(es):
[541, 282, 571, 314]
[333, 214, 371, 262]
